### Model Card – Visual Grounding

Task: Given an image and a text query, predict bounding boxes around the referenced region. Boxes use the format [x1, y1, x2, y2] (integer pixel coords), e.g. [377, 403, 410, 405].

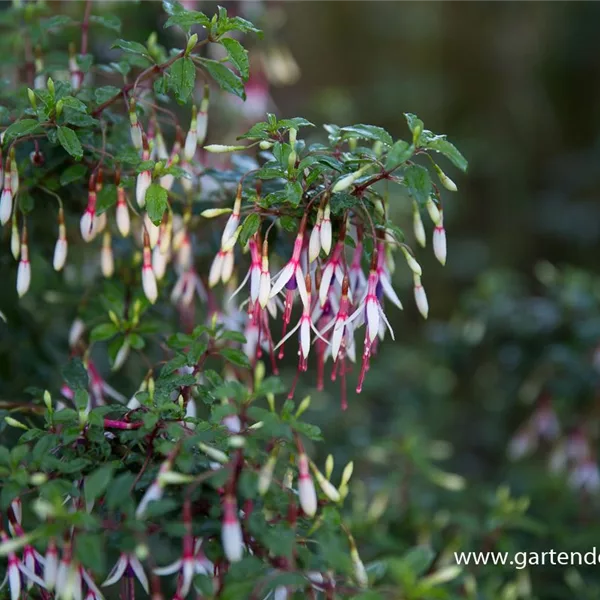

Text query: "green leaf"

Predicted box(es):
[168, 57, 196, 104]
[85, 465, 114, 505]
[90, 323, 118, 342]
[165, 9, 210, 29]
[96, 184, 117, 216]
[403, 164, 432, 205]
[75, 533, 105, 574]
[285, 180, 303, 207]
[340, 124, 393, 146]
[60, 164, 87, 186]
[422, 133, 468, 172]
[145, 184, 169, 225]
[74, 389, 89, 411]
[221, 37, 249, 80]
[90, 14, 121, 33]
[19, 193, 34, 214]
[385, 140, 414, 169]
[238, 213, 261, 247]
[62, 358, 88, 391]
[60, 96, 87, 113]
[57, 126, 83, 160]
[94, 86, 121, 105]
[220, 348, 251, 369]
[41, 15, 74, 31]
[111, 39, 151, 59]
[3, 119, 41, 142]
[198, 58, 245, 100]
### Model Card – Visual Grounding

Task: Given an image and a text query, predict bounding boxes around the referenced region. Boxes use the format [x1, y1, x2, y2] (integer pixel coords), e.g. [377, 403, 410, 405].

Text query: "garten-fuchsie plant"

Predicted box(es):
[0, 1, 467, 598]
[0, 1, 466, 403]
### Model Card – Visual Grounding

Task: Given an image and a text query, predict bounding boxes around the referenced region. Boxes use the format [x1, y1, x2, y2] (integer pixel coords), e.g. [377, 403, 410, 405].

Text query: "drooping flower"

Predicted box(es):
[269, 214, 309, 309]
[102, 553, 149, 594]
[196, 85, 209, 145]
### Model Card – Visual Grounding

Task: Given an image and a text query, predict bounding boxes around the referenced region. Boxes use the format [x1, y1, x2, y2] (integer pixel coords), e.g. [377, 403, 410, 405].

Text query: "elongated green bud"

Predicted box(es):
[5, 416, 28, 430]
[185, 33, 198, 56]
[434, 165, 457, 192]
[258, 451, 278, 496]
[27, 88, 36, 109]
[295, 395, 311, 418]
[204, 144, 246, 153]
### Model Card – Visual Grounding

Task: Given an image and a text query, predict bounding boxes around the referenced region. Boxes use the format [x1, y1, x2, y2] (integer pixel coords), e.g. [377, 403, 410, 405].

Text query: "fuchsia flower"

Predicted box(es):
[269, 214, 309, 310]
[102, 554, 149, 594]
[155, 502, 213, 597]
[0, 530, 46, 600]
[320, 276, 353, 363]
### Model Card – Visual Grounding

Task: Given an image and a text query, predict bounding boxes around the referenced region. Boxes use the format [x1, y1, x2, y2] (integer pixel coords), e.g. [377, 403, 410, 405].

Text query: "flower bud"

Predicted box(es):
[196, 85, 209, 145]
[5, 416, 28, 429]
[158, 471, 194, 485]
[425, 196, 441, 225]
[183, 106, 197, 161]
[27, 87, 36, 109]
[413, 274, 428, 319]
[142, 232, 158, 304]
[259, 241, 271, 308]
[320, 202, 332, 255]
[43, 390, 52, 410]
[81, 185, 97, 242]
[412, 200, 426, 248]
[30, 472, 48, 486]
[129, 99, 143, 150]
[136, 171, 151, 208]
[433, 225, 447, 266]
[340, 460, 354, 487]
[401, 246, 422, 276]
[295, 395, 311, 418]
[152, 245, 169, 280]
[16, 227, 30, 297]
[0, 185, 12, 226]
[351, 545, 368, 589]
[310, 461, 341, 502]
[297, 453, 317, 517]
[434, 165, 457, 192]
[308, 209, 323, 263]
[112, 337, 130, 372]
[53, 221, 68, 272]
[185, 33, 198, 55]
[10, 213, 20, 259]
[101, 232, 114, 278]
[144, 213, 160, 249]
[69, 318, 85, 348]
[258, 452, 278, 496]
[116, 186, 130, 237]
[222, 495, 244, 562]
[325, 455, 334, 480]
[259, 140, 272, 150]
[198, 442, 228, 464]
[221, 249, 235, 284]
[204, 144, 246, 153]
[201, 207, 232, 218]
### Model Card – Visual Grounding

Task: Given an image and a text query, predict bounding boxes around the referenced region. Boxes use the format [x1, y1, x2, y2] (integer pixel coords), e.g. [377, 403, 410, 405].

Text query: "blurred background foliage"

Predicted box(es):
[2, 1, 600, 598]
